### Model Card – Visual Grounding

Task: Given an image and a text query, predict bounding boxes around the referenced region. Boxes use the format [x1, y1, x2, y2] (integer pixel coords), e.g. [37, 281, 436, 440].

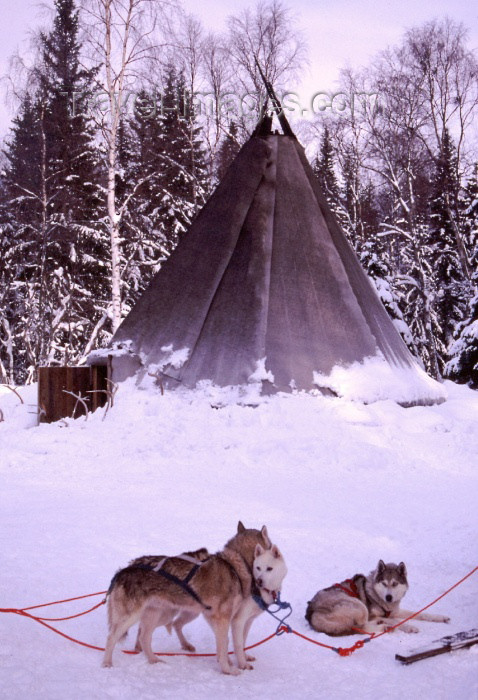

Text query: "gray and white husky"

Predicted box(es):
[306, 560, 450, 636]
[103, 522, 287, 674]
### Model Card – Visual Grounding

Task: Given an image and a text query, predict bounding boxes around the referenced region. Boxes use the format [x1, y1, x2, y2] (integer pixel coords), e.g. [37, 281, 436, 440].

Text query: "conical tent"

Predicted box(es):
[92, 120, 446, 405]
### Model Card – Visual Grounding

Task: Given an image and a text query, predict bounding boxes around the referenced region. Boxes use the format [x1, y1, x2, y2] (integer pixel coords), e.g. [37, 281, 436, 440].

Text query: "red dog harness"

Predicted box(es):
[334, 578, 360, 598]
[334, 577, 391, 617]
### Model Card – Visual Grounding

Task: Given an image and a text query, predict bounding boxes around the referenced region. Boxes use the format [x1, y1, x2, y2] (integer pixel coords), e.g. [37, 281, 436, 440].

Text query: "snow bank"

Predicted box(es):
[0, 383, 38, 430]
[313, 355, 447, 406]
[0, 380, 477, 700]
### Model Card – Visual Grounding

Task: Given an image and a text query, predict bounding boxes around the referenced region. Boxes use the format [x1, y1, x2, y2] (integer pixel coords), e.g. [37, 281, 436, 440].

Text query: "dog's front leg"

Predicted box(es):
[396, 609, 450, 624]
[361, 618, 396, 635]
[231, 615, 252, 670]
[231, 600, 261, 669]
[388, 618, 419, 633]
[242, 607, 262, 662]
[243, 617, 256, 663]
[206, 616, 240, 675]
[376, 615, 418, 633]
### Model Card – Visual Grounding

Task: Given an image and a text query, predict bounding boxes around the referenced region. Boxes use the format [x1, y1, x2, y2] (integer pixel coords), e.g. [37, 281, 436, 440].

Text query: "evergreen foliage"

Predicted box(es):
[0, 7, 211, 382]
[313, 125, 340, 205]
[118, 68, 208, 314]
[1, 10, 477, 390]
[215, 121, 240, 182]
[359, 239, 417, 355]
[313, 125, 414, 357]
[428, 129, 467, 364]
[446, 168, 478, 387]
[0, 0, 107, 381]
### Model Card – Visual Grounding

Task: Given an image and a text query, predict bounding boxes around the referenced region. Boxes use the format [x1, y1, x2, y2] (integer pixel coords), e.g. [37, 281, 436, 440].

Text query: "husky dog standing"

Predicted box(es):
[306, 560, 450, 636]
[103, 522, 287, 674]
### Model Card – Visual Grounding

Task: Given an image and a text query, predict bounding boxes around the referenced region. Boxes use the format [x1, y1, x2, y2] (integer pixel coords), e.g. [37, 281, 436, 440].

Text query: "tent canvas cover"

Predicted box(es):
[90, 121, 445, 406]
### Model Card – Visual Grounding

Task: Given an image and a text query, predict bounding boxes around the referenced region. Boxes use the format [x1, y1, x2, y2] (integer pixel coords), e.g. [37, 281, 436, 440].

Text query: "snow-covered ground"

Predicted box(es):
[1, 380, 477, 699]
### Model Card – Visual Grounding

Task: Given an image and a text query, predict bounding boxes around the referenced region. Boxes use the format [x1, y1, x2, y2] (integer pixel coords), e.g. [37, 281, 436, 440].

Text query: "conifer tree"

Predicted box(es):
[460, 165, 478, 270]
[313, 125, 353, 235]
[38, 0, 108, 362]
[0, 0, 106, 380]
[114, 70, 208, 314]
[154, 67, 207, 251]
[39, 0, 101, 225]
[313, 125, 340, 204]
[360, 239, 417, 356]
[215, 121, 240, 181]
[1, 94, 50, 380]
[446, 279, 478, 389]
[428, 129, 467, 366]
[446, 168, 478, 387]
[119, 92, 171, 309]
[396, 221, 441, 375]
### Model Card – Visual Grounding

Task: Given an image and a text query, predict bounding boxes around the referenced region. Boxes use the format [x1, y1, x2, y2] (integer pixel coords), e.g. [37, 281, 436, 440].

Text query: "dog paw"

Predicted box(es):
[101, 661, 113, 668]
[182, 642, 196, 652]
[374, 619, 391, 631]
[245, 654, 256, 662]
[238, 662, 254, 670]
[223, 666, 241, 676]
[404, 625, 419, 633]
[442, 616, 451, 624]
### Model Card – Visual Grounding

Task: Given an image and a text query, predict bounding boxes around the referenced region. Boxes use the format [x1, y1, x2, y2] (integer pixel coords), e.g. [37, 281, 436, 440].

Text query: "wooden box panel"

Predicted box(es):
[38, 365, 108, 423]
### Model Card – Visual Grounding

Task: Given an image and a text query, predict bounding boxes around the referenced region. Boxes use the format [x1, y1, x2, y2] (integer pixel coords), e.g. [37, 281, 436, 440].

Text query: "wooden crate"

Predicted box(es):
[38, 365, 109, 423]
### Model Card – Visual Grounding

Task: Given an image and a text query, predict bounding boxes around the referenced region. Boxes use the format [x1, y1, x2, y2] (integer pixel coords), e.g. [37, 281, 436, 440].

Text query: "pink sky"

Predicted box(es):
[0, 0, 477, 136]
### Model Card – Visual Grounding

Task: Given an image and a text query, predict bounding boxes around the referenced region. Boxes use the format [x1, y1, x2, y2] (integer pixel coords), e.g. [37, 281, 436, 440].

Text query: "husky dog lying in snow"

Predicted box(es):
[103, 522, 287, 674]
[306, 560, 450, 636]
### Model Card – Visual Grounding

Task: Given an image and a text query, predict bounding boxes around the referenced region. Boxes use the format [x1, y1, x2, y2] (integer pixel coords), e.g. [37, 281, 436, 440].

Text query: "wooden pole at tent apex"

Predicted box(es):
[253, 57, 296, 139]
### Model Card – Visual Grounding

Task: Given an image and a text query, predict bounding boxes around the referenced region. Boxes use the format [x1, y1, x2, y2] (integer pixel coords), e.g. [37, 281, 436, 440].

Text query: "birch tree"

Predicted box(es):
[226, 0, 307, 134]
[80, 0, 176, 333]
[323, 20, 478, 377]
[402, 19, 478, 281]
[200, 33, 232, 168]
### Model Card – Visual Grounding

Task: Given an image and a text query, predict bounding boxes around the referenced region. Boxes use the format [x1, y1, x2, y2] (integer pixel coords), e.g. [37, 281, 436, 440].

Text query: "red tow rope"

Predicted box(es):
[1, 566, 476, 658]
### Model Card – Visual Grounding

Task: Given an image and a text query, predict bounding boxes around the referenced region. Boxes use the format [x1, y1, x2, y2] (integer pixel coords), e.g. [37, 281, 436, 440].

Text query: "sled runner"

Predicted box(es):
[395, 628, 478, 665]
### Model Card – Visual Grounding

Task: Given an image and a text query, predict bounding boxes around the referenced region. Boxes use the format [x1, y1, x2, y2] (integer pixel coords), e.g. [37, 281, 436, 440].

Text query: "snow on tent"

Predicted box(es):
[89, 113, 445, 406]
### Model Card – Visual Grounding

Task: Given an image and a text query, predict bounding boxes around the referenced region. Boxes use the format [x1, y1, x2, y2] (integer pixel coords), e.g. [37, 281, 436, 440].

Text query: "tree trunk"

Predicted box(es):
[107, 143, 122, 333]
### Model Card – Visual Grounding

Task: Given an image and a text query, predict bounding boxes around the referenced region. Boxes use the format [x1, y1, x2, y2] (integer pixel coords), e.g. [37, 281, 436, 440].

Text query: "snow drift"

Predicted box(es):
[0, 380, 477, 699]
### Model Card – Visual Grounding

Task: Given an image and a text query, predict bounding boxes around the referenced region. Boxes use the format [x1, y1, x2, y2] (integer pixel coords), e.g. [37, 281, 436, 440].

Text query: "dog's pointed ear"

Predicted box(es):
[398, 562, 407, 578]
[261, 525, 272, 548]
[237, 521, 245, 533]
[255, 543, 264, 557]
[271, 544, 282, 559]
[377, 559, 386, 573]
